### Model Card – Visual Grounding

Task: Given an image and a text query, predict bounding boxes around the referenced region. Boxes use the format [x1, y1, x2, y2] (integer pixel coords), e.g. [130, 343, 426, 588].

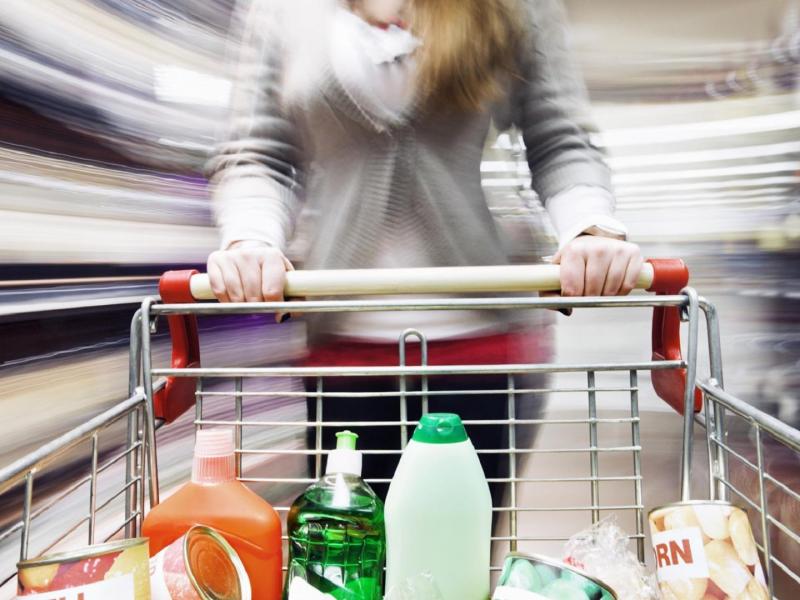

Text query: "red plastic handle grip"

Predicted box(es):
[159, 269, 199, 304]
[647, 259, 702, 415]
[154, 270, 200, 422]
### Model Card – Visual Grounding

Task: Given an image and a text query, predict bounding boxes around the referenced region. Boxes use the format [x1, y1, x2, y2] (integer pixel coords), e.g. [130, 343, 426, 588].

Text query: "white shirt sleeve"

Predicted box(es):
[545, 185, 628, 249]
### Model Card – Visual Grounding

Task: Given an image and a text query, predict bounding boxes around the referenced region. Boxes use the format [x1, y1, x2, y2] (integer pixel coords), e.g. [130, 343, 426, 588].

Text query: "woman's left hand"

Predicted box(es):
[555, 236, 643, 296]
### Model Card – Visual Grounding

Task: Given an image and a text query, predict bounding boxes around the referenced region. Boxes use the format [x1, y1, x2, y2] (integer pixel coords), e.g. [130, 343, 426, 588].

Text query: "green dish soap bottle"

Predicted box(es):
[285, 431, 385, 600]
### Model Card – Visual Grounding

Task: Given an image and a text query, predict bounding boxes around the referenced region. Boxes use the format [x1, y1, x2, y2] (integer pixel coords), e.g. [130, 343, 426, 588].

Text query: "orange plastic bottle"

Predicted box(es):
[143, 429, 282, 599]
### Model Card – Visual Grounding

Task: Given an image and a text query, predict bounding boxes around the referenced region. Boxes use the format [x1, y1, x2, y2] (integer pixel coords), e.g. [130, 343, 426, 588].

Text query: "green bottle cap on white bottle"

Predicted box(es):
[412, 413, 468, 444]
[326, 430, 362, 475]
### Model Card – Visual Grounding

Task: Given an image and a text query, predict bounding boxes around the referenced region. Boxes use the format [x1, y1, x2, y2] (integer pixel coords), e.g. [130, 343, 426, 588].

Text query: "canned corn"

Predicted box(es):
[16, 537, 150, 599]
[648, 501, 769, 600]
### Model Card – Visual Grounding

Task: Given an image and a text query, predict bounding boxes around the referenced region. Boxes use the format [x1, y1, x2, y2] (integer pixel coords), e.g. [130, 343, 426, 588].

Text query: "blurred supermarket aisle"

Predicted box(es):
[0, 0, 798, 454]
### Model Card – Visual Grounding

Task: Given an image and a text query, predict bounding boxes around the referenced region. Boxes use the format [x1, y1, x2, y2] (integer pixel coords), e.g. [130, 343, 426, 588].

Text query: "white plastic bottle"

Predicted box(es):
[385, 413, 492, 600]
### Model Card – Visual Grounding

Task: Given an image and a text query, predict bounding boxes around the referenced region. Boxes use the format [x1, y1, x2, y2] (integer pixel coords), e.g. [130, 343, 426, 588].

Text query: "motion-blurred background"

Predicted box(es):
[0, 0, 798, 593]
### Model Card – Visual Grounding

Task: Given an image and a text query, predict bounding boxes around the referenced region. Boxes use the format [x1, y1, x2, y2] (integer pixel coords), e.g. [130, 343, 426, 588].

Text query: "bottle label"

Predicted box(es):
[20, 574, 135, 599]
[287, 577, 337, 599]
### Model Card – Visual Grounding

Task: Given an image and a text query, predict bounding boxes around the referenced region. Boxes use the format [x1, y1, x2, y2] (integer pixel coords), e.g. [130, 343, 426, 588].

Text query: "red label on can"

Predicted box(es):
[150, 536, 200, 600]
[17, 540, 149, 598]
[651, 527, 709, 580]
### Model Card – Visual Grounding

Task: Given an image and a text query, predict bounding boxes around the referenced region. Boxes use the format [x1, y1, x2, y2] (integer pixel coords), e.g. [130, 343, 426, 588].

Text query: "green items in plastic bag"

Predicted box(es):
[493, 553, 617, 600]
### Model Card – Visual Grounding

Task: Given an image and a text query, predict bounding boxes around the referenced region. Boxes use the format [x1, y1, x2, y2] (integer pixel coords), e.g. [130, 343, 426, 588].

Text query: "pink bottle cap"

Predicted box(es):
[192, 428, 236, 484]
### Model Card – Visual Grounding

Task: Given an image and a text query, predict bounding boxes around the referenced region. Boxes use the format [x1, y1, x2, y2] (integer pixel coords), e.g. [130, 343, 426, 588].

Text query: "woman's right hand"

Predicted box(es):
[207, 241, 293, 303]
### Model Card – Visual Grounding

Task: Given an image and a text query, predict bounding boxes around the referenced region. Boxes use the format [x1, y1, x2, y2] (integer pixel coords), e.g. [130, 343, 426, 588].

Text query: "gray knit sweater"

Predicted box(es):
[207, 0, 615, 337]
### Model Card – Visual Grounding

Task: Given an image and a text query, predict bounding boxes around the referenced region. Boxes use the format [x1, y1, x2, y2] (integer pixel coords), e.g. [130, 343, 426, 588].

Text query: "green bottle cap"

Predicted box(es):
[336, 430, 359, 450]
[412, 413, 468, 444]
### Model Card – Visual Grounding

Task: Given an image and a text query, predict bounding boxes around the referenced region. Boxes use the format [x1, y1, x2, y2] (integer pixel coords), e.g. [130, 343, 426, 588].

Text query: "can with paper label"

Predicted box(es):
[150, 525, 251, 600]
[16, 537, 150, 599]
[648, 501, 769, 599]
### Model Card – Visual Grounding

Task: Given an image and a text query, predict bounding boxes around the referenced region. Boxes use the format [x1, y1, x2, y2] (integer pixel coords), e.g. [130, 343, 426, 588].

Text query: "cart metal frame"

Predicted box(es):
[1, 265, 799, 599]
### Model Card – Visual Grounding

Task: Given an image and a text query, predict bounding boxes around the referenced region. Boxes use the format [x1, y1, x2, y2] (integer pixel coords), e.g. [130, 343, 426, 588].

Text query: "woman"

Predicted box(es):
[207, 0, 642, 502]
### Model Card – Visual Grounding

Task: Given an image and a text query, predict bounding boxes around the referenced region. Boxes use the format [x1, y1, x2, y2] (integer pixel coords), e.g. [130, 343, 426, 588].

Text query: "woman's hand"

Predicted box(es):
[207, 241, 293, 303]
[555, 236, 643, 296]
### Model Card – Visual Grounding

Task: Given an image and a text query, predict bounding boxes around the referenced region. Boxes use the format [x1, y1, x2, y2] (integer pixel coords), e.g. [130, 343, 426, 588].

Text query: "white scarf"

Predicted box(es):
[329, 7, 421, 124]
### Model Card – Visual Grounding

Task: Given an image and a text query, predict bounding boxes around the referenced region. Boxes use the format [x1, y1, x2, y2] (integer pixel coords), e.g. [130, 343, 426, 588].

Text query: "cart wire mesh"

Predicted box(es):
[700, 380, 800, 599]
[0, 391, 149, 589]
[1, 290, 799, 599]
[144, 293, 699, 571]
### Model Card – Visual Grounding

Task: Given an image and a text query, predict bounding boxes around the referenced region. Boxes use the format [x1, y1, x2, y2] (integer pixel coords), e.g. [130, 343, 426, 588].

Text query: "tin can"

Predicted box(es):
[492, 552, 618, 600]
[648, 501, 769, 600]
[17, 537, 150, 599]
[150, 525, 251, 600]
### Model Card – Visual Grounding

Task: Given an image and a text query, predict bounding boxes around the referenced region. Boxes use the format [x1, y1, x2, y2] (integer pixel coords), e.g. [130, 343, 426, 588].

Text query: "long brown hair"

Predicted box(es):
[411, 0, 524, 112]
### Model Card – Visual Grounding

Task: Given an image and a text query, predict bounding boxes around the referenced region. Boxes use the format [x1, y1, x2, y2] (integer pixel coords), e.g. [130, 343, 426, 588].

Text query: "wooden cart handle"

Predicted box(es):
[169, 263, 656, 301]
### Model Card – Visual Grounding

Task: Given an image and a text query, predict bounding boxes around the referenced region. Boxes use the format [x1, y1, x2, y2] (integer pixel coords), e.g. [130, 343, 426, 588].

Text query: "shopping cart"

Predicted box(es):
[1, 260, 799, 599]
